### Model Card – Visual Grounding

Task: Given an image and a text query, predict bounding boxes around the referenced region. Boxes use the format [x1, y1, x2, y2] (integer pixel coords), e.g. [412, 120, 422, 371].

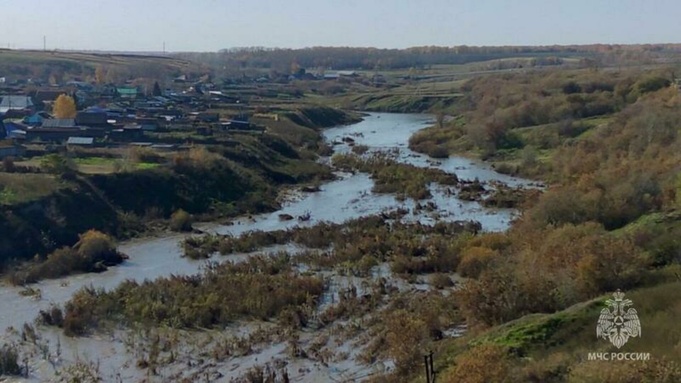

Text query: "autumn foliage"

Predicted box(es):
[451, 73, 681, 328]
[53, 94, 77, 118]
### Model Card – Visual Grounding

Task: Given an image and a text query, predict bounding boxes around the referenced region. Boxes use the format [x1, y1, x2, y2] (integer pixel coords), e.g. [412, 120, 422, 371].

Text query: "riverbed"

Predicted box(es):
[0, 112, 534, 382]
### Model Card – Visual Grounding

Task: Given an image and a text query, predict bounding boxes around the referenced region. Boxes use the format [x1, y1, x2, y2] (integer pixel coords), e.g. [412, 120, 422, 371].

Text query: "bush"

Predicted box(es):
[127, 146, 163, 163]
[0, 344, 21, 376]
[351, 144, 369, 155]
[635, 76, 671, 94]
[76, 230, 118, 263]
[430, 273, 454, 289]
[9, 230, 124, 283]
[60, 256, 324, 334]
[170, 209, 193, 232]
[1, 157, 16, 173]
[428, 145, 450, 158]
[458, 247, 499, 278]
[384, 310, 430, 376]
[441, 344, 514, 383]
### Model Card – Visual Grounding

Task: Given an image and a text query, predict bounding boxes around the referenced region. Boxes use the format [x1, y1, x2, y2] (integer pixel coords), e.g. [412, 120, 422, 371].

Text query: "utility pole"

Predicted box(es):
[163, 41, 166, 54]
[43, 36, 46, 51]
[424, 351, 435, 383]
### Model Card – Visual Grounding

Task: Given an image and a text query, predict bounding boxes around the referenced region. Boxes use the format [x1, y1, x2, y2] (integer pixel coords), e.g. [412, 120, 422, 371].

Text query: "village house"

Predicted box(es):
[25, 127, 106, 142]
[75, 111, 112, 128]
[32, 89, 67, 110]
[2, 120, 27, 139]
[116, 87, 139, 100]
[0, 95, 34, 114]
[42, 119, 78, 129]
[66, 136, 95, 148]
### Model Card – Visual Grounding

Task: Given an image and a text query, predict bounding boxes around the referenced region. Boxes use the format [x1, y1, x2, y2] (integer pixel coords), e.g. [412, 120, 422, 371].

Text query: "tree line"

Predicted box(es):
[175, 44, 681, 71]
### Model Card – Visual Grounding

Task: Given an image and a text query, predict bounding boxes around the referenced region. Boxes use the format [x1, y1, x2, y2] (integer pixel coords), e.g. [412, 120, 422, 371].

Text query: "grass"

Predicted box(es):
[58, 254, 325, 335]
[0, 173, 70, 205]
[16, 156, 161, 175]
[431, 278, 681, 382]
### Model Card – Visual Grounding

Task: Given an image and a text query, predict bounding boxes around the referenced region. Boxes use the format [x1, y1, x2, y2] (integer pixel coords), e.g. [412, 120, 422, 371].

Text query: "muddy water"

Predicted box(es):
[0, 112, 533, 381]
[323, 112, 533, 186]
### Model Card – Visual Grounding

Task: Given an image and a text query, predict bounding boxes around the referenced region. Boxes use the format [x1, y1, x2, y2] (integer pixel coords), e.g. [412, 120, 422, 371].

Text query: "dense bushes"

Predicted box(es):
[410, 72, 681, 331]
[59, 255, 324, 335]
[457, 223, 650, 327]
[9, 230, 126, 284]
[331, 152, 458, 200]
[441, 344, 513, 383]
[183, 215, 480, 276]
[410, 68, 672, 159]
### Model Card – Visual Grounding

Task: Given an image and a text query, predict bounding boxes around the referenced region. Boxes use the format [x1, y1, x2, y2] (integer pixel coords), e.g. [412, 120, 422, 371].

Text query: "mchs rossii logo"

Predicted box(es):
[588, 290, 649, 361]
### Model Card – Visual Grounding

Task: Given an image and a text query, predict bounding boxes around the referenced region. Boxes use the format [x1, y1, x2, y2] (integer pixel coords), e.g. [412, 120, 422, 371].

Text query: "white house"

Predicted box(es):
[0, 95, 34, 114]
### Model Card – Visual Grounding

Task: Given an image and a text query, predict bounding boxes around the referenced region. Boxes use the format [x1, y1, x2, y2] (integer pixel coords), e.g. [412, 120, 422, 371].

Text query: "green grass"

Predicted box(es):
[0, 173, 70, 205]
[17, 156, 161, 175]
[432, 278, 681, 381]
[73, 157, 116, 166]
[135, 162, 160, 170]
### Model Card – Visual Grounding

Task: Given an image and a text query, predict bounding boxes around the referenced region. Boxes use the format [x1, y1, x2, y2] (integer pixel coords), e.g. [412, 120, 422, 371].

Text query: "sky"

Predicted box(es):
[1, 0, 680, 52]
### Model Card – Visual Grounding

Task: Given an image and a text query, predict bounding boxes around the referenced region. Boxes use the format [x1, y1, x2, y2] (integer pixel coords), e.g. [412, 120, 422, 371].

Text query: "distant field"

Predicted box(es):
[0, 49, 194, 72]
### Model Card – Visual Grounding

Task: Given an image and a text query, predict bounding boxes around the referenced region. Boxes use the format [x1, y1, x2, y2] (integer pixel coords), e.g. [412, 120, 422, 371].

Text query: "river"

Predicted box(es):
[0, 112, 534, 382]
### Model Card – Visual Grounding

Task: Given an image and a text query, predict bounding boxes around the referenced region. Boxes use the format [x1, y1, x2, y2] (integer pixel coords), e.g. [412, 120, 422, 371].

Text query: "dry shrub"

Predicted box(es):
[441, 344, 514, 383]
[11, 230, 124, 284]
[173, 147, 224, 168]
[518, 351, 570, 382]
[430, 273, 454, 289]
[76, 230, 117, 262]
[568, 358, 681, 383]
[458, 223, 650, 327]
[384, 309, 430, 376]
[457, 266, 525, 326]
[457, 246, 499, 278]
[127, 146, 162, 163]
[466, 232, 512, 251]
[169, 209, 193, 232]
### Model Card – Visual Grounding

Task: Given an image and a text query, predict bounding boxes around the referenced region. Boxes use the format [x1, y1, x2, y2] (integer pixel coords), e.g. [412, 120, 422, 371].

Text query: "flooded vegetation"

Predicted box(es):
[0, 112, 529, 382]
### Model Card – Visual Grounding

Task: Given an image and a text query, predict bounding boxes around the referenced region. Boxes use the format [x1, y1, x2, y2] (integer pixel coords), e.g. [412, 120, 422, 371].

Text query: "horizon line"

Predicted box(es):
[4, 42, 681, 55]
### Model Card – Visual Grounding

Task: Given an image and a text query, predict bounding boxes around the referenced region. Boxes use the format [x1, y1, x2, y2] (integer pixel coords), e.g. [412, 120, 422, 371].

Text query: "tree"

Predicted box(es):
[152, 81, 162, 97]
[95, 65, 107, 84]
[75, 230, 117, 263]
[53, 94, 77, 118]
